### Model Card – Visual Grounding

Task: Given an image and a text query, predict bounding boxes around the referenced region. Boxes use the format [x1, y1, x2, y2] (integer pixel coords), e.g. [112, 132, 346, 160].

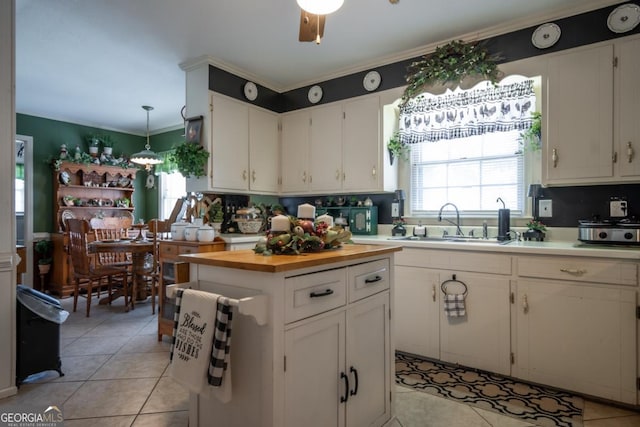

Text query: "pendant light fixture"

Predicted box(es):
[297, 0, 343, 15]
[130, 105, 162, 171]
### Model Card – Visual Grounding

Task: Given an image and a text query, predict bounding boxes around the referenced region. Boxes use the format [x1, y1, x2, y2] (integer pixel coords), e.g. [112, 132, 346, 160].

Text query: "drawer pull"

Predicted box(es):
[340, 372, 349, 403]
[560, 268, 586, 276]
[309, 289, 334, 298]
[364, 275, 383, 284]
[522, 294, 529, 314]
[432, 284, 436, 302]
[349, 366, 359, 396]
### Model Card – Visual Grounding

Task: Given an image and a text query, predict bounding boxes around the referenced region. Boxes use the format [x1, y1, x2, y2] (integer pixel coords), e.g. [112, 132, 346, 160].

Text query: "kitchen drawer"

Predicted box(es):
[159, 243, 179, 258]
[396, 248, 512, 275]
[517, 255, 638, 286]
[349, 259, 390, 302]
[285, 268, 347, 323]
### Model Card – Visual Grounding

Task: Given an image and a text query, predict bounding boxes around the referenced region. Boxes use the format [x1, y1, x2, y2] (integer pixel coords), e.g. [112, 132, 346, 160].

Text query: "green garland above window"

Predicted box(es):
[402, 40, 502, 104]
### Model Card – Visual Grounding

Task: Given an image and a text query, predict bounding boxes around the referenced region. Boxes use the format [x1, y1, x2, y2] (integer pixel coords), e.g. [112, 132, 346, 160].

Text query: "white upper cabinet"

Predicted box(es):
[616, 37, 640, 178]
[281, 94, 394, 195]
[544, 34, 640, 185]
[248, 106, 280, 193]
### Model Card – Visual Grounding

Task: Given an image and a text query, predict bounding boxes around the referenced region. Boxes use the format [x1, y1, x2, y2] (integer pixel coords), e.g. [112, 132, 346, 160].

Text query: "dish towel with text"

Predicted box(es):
[443, 293, 466, 317]
[169, 288, 219, 395]
[206, 296, 233, 403]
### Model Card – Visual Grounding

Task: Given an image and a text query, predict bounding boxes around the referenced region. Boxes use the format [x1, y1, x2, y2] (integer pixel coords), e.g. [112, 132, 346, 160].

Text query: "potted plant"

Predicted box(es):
[169, 142, 210, 178]
[101, 134, 115, 156]
[523, 219, 546, 241]
[208, 201, 224, 233]
[387, 131, 410, 165]
[518, 111, 542, 152]
[402, 39, 502, 103]
[86, 135, 101, 157]
[34, 239, 53, 275]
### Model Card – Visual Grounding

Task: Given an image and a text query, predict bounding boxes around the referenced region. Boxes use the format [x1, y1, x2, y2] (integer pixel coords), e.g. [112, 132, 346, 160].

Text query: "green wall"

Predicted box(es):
[16, 114, 184, 232]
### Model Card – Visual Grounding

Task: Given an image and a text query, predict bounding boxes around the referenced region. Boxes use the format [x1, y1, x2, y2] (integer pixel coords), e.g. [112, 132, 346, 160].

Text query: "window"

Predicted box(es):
[399, 77, 537, 217]
[159, 171, 186, 220]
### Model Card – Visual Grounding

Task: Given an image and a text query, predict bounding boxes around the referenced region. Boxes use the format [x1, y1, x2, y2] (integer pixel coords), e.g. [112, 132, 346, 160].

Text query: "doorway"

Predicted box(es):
[16, 135, 33, 287]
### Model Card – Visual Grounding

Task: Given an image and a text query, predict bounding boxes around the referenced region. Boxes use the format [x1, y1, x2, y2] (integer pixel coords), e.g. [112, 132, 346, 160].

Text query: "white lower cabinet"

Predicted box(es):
[285, 292, 390, 427]
[439, 271, 511, 375]
[395, 266, 440, 359]
[394, 248, 512, 375]
[394, 247, 639, 405]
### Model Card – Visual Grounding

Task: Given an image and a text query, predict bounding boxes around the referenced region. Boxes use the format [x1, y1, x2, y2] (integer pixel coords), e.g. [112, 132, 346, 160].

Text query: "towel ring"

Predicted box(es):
[441, 274, 468, 297]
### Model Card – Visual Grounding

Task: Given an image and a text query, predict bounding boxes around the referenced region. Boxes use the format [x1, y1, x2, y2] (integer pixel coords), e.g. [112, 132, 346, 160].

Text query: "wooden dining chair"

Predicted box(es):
[67, 218, 129, 317]
[142, 219, 171, 314]
[92, 226, 132, 269]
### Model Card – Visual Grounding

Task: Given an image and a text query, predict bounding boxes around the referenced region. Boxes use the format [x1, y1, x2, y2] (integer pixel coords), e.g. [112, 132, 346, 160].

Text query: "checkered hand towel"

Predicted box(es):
[207, 296, 233, 403]
[169, 289, 218, 394]
[444, 293, 466, 317]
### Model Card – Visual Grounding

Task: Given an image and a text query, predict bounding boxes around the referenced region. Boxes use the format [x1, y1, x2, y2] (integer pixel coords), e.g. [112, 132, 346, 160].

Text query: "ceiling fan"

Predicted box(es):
[298, 0, 398, 44]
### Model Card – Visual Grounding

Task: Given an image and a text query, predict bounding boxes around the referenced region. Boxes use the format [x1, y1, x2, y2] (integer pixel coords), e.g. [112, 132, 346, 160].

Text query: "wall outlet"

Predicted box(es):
[391, 202, 400, 217]
[610, 200, 628, 217]
[539, 199, 553, 217]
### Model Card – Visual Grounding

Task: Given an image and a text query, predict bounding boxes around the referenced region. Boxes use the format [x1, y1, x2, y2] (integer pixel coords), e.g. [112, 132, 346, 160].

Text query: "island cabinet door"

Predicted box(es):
[284, 311, 346, 427]
[514, 279, 637, 404]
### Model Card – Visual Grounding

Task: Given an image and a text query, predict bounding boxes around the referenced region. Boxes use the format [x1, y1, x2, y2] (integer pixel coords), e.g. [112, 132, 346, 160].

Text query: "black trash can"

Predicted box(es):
[16, 285, 68, 385]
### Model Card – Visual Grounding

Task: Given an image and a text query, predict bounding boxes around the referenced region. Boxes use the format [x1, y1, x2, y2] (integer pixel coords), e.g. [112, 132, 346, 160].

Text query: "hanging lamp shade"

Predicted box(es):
[297, 0, 343, 15]
[131, 105, 163, 171]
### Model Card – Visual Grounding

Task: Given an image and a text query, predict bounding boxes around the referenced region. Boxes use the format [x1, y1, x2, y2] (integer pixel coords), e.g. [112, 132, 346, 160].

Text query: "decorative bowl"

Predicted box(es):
[237, 219, 263, 234]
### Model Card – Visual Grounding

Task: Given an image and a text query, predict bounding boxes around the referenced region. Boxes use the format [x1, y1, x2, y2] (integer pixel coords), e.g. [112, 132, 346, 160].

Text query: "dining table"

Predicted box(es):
[89, 239, 154, 306]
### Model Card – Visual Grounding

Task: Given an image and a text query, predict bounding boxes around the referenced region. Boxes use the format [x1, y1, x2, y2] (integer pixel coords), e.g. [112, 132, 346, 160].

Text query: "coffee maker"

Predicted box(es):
[391, 189, 406, 236]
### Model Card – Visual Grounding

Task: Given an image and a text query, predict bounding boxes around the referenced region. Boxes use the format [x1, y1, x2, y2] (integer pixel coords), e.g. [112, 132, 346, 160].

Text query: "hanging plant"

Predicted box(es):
[518, 111, 542, 152]
[387, 131, 410, 165]
[402, 40, 502, 104]
[169, 142, 210, 178]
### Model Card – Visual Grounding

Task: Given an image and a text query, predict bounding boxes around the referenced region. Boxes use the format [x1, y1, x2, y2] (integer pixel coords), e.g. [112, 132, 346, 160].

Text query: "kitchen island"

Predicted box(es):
[178, 244, 401, 427]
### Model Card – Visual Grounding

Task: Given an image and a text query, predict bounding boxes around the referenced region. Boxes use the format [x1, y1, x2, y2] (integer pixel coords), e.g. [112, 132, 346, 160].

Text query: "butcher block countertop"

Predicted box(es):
[178, 243, 401, 273]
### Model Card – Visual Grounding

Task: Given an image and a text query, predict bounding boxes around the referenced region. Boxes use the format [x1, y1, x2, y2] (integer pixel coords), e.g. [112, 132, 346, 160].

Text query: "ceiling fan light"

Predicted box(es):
[297, 0, 344, 15]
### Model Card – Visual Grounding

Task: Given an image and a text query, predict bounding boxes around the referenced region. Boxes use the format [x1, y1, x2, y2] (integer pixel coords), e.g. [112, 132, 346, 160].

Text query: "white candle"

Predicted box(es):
[297, 203, 316, 219]
[271, 215, 291, 232]
[316, 213, 334, 227]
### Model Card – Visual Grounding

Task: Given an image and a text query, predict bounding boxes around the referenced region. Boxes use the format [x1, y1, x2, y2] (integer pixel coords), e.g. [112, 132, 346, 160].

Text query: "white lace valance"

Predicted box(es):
[399, 80, 536, 144]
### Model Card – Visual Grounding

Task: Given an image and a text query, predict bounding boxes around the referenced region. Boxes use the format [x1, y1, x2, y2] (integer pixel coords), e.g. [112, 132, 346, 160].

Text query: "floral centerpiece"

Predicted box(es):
[254, 216, 352, 255]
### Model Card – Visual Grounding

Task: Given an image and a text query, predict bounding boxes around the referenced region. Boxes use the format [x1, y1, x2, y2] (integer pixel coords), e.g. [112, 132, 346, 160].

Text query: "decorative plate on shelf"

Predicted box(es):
[307, 85, 323, 104]
[607, 3, 640, 33]
[363, 70, 381, 91]
[59, 171, 71, 186]
[531, 23, 561, 49]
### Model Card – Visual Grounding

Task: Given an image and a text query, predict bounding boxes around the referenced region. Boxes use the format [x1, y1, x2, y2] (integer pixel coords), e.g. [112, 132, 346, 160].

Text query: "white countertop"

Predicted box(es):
[351, 235, 640, 260]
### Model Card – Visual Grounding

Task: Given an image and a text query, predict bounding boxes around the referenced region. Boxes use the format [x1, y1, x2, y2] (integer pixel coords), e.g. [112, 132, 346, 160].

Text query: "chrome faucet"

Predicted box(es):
[437, 203, 464, 236]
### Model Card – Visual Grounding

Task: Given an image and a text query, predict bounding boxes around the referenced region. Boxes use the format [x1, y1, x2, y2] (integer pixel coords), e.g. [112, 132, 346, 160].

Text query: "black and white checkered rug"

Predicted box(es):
[395, 352, 583, 427]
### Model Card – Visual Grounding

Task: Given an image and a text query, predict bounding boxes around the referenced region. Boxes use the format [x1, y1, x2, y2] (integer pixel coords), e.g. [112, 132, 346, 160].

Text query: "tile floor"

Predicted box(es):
[2, 294, 640, 426]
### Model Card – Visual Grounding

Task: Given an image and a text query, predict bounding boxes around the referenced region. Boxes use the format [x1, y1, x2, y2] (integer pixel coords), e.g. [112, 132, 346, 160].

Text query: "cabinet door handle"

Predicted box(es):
[242, 170, 247, 181]
[309, 289, 334, 298]
[522, 294, 529, 314]
[372, 166, 376, 177]
[349, 366, 359, 396]
[628, 142, 634, 163]
[340, 372, 349, 403]
[560, 268, 586, 276]
[364, 275, 382, 284]
[252, 170, 256, 182]
[552, 148, 558, 168]
[335, 169, 340, 180]
[302, 172, 307, 183]
[432, 284, 436, 302]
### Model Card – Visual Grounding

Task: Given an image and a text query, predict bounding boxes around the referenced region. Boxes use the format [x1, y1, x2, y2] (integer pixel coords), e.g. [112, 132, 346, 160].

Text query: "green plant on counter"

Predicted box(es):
[518, 111, 542, 152]
[209, 202, 224, 223]
[34, 239, 53, 265]
[169, 142, 210, 178]
[402, 40, 502, 104]
[526, 219, 546, 231]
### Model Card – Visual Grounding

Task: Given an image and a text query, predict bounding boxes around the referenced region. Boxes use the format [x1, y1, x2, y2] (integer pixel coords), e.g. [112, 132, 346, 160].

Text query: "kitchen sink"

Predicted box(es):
[388, 236, 513, 245]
